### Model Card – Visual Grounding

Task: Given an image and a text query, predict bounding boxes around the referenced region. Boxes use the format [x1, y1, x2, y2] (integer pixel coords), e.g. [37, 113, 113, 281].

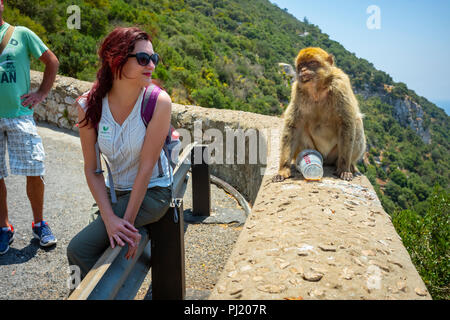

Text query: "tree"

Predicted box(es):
[3, 4, 47, 41]
[408, 174, 431, 202]
[191, 86, 229, 109]
[393, 187, 449, 299]
[389, 169, 407, 187]
[47, 30, 98, 81]
[392, 82, 408, 97]
[385, 181, 402, 202]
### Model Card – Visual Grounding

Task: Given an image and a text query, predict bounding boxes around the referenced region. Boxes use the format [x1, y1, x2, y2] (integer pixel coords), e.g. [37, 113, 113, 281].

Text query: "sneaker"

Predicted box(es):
[32, 221, 57, 247]
[0, 225, 15, 255]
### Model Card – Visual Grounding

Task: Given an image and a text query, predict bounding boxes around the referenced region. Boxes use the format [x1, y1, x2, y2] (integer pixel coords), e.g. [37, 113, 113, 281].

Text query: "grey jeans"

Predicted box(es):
[67, 186, 171, 278]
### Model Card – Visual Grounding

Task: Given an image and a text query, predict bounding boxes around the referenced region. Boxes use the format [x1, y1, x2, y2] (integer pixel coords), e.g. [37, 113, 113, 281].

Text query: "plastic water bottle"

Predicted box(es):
[168, 129, 181, 166]
[296, 149, 324, 181]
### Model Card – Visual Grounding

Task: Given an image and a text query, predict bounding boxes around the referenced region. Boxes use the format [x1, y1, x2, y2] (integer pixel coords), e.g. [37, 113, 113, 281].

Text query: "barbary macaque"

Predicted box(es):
[273, 47, 366, 182]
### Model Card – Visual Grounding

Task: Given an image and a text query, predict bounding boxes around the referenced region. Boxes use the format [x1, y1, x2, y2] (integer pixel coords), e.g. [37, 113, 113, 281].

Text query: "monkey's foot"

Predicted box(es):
[340, 172, 353, 181]
[334, 169, 353, 181]
[350, 164, 361, 175]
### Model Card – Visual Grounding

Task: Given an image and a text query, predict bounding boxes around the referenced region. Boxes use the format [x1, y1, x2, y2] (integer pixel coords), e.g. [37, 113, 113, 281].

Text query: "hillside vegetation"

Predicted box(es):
[4, 0, 448, 299]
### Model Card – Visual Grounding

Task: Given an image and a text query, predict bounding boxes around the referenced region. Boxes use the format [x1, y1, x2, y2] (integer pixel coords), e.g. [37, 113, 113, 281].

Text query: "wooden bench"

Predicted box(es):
[69, 143, 206, 300]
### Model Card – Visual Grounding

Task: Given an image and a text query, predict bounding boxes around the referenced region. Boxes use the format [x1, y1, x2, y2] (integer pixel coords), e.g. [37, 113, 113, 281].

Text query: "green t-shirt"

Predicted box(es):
[0, 22, 48, 118]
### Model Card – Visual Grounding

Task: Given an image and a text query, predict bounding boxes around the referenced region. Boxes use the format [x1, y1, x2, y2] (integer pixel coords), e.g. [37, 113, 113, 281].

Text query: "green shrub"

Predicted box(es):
[393, 187, 449, 299]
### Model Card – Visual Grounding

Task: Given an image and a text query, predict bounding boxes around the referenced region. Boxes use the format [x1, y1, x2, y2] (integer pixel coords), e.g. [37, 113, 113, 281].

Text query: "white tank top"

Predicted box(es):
[78, 89, 171, 190]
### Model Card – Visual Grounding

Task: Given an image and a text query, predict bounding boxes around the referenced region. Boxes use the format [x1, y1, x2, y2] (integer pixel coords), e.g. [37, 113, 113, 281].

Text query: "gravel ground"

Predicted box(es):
[0, 123, 246, 300]
[0, 124, 92, 300]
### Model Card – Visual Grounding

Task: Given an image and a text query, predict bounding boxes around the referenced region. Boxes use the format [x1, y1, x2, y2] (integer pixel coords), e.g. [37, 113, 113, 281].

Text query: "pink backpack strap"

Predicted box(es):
[141, 84, 166, 177]
[141, 84, 162, 126]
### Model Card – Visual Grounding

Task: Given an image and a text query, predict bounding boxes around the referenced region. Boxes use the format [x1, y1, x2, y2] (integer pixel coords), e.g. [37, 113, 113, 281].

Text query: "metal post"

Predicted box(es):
[149, 144, 194, 299]
[149, 204, 185, 300]
[191, 144, 211, 216]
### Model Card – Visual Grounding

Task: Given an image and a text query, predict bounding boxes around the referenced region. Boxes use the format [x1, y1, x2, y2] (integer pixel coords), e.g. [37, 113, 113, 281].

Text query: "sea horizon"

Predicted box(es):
[430, 99, 450, 116]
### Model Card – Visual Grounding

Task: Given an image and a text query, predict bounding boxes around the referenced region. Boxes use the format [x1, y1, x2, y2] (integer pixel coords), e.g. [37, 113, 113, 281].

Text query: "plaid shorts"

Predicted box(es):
[0, 115, 45, 179]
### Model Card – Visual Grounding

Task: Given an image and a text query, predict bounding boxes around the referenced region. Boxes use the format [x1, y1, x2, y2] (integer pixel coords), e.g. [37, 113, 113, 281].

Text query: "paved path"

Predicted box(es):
[0, 123, 245, 300]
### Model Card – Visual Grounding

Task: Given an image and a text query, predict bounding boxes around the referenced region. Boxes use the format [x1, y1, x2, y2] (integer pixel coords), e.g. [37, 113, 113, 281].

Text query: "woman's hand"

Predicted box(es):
[125, 231, 142, 260]
[103, 213, 140, 249]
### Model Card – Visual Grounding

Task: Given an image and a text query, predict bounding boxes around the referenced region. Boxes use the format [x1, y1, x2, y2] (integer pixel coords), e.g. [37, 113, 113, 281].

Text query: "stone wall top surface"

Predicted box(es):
[209, 167, 431, 300]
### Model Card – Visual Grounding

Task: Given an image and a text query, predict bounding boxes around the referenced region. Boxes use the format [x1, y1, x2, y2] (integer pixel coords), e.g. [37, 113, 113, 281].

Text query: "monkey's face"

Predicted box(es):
[295, 47, 334, 85]
[297, 59, 322, 83]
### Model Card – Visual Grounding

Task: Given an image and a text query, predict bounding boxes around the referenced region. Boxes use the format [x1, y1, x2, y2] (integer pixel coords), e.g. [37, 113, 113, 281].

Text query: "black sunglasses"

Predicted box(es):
[127, 52, 159, 67]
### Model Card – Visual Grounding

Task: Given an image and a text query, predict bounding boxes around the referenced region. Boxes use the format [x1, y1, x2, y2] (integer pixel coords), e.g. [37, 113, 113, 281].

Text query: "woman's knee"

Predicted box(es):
[66, 232, 104, 278]
[66, 228, 95, 264]
[66, 236, 80, 266]
[141, 187, 171, 211]
[136, 197, 170, 227]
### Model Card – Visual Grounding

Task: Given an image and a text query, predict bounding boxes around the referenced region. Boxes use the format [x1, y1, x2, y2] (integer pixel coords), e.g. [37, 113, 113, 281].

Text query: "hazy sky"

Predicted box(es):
[270, 0, 450, 114]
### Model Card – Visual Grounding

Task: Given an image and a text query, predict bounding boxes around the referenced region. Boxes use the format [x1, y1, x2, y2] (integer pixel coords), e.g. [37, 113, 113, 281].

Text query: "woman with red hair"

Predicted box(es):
[67, 27, 173, 279]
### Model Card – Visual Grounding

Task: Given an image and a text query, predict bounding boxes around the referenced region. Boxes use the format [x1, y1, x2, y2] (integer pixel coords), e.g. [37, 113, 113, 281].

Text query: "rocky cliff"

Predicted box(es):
[355, 86, 432, 144]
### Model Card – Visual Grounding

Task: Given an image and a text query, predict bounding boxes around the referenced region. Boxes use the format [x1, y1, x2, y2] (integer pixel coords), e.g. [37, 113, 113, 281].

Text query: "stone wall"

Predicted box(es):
[31, 70, 91, 132]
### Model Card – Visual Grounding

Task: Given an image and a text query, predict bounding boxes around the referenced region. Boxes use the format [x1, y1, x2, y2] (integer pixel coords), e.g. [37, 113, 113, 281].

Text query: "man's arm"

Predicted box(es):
[20, 49, 59, 109]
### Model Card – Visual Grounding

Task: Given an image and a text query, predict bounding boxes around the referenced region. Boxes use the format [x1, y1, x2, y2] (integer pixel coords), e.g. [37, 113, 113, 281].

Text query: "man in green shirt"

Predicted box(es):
[0, 0, 60, 255]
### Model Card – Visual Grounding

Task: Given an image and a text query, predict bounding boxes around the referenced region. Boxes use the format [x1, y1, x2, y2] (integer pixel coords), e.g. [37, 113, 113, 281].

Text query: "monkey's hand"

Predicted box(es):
[272, 168, 291, 183]
[272, 174, 285, 182]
